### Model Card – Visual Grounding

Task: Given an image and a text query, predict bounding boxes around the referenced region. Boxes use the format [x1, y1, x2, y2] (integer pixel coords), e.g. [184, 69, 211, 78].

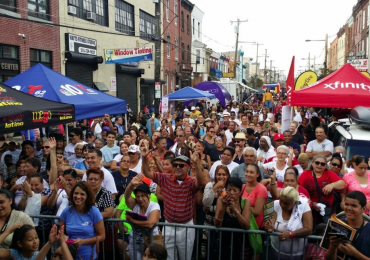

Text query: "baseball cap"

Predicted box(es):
[22, 140, 34, 147]
[191, 106, 195, 111]
[273, 133, 284, 141]
[86, 131, 94, 137]
[173, 155, 190, 164]
[128, 145, 140, 153]
[184, 111, 190, 116]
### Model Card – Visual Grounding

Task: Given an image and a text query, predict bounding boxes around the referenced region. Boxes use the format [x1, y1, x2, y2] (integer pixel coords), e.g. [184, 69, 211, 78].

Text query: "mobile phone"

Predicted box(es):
[268, 169, 273, 175]
[327, 232, 346, 239]
[65, 239, 75, 244]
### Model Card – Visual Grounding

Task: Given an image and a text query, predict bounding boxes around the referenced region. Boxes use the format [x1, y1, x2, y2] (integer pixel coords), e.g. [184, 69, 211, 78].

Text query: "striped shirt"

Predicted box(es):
[153, 172, 199, 223]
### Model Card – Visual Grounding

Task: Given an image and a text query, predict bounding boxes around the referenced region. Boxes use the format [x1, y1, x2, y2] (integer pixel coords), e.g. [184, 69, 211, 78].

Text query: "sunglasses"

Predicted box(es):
[233, 140, 241, 143]
[128, 152, 136, 155]
[314, 161, 326, 167]
[41, 146, 50, 149]
[69, 134, 75, 137]
[331, 162, 341, 168]
[173, 163, 188, 168]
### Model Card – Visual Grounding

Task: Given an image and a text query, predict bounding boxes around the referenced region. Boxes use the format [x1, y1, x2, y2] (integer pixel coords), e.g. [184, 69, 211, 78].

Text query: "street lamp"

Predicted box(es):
[305, 34, 328, 73]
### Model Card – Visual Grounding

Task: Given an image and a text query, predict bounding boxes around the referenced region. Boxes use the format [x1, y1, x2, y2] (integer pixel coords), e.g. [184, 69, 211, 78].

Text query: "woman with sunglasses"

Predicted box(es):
[203, 126, 217, 155]
[298, 155, 345, 224]
[341, 156, 370, 214]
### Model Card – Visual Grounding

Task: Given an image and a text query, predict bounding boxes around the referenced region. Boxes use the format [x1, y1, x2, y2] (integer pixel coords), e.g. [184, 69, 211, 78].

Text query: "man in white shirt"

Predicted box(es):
[225, 121, 237, 146]
[83, 148, 117, 195]
[100, 131, 120, 169]
[64, 128, 87, 158]
[306, 126, 333, 159]
[1, 141, 21, 164]
[209, 147, 239, 181]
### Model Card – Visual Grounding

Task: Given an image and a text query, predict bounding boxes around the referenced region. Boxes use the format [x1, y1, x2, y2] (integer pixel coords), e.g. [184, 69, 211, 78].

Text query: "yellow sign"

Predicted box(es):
[223, 73, 234, 78]
[295, 70, 318, 90]
[361, 71, 370, 78]
[229, 61, 235, 72]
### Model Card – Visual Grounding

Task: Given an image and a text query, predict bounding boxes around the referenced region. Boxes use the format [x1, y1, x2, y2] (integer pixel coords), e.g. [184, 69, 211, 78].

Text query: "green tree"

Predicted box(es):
[248, 74, 264, 89]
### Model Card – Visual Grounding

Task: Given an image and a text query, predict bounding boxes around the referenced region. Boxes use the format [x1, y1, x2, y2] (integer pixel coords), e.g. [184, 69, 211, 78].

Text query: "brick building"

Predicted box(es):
[0, 0, 60, 83]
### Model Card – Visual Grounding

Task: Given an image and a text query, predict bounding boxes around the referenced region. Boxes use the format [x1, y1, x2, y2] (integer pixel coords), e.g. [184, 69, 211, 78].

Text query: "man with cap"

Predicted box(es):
[140, 139, 205, 260]
[64, 128, 86, 158]
[85, 130, 96, 145]
[1, 141, 21, 165]
[232, 132, 247, 164]
[128, 144, 142, 173]
[209, 146, 239, 182]
[183, 109, 195, 125]
[272, 133, 285, 149]
[217, 111, 230, 135]
[256, 136, 276, 166]
[190, 106, 200, 121]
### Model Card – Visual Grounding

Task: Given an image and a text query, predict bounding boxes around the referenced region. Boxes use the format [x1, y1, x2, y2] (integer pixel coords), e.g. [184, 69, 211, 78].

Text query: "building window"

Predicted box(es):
[171, 74, 174, 91]
[181, 43, 185, 61]
[164, 73, 168, 95]
[186, 14, 190, 34]
[198, 22, 200, 38]
[196, 49, 200, 64]
[139, 10, 155, 41]
[0, 44, 19, 83]
[175, 37, 178, 60]
[166, 0, 169, 22]
[28, 0, 49, 20]
[30, 49, 52, 68]
[363, 10, 366, 30]
[0, 0, 16, 11]
[174, 1, 178, 26]
[192, 19, 195, 35]
[68, 0, 108, 27]
[187, 45, 190, 63]
[115, 0, 134, 35]
[181, 11, 184, 31]
[166, 34, 170, 59]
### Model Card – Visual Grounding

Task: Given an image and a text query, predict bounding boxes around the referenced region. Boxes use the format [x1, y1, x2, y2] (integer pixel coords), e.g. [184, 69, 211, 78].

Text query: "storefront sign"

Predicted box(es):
[105, 47, 153, 64]
[66, 33, 97, 56]
[222, 73, 234, 78]
[110, 77, 117, 91]
[0, 59, 20, 75]
[347, 59, 368, 71]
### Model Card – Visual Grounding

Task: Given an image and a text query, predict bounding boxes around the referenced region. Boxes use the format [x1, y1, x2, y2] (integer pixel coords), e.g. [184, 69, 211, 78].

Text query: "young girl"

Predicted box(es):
[0, 223, 39, 259]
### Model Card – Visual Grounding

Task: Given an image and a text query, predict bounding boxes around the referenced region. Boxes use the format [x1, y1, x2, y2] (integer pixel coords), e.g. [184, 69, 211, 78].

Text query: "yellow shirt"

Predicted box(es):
[262, 92, 273, 103]
[190, 110, 201, 120]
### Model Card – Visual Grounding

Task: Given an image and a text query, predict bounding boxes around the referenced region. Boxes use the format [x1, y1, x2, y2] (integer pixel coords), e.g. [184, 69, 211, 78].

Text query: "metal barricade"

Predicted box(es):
[29, 215, 323, 260]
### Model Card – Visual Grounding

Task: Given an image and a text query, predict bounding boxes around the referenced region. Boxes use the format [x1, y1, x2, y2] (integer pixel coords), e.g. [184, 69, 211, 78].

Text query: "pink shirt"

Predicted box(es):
[241, 183, 268, 227]
[343, 171, 370, 213]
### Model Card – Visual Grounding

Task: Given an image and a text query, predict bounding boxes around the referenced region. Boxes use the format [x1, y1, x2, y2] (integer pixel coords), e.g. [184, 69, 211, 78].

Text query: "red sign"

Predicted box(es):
[286, 56, 295, 105]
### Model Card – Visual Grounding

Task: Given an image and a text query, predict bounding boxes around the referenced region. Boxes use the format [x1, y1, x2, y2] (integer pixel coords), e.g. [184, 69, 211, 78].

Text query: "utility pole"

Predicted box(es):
[324, 33, 328, 74]
[308, 52, 311, 70]
[269, 60, 273, 83]
[253, 42, 263, 75]
[264, 49, 267, 83]
[231, 18, 248, 79]
[154, 0, 161, 112]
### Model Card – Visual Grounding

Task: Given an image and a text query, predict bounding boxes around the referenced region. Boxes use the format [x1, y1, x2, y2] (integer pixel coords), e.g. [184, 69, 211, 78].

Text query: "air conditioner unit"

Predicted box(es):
[67, 6, 77, 15]
[87, 12, 96, 21]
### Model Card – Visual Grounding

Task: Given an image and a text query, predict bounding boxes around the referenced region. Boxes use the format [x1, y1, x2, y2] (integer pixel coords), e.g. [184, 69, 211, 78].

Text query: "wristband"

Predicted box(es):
[290, 231, 294, 238]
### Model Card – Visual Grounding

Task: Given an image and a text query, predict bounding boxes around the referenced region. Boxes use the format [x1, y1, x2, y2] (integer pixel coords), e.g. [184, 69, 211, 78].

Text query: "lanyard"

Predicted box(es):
[0, 211, 12, 235]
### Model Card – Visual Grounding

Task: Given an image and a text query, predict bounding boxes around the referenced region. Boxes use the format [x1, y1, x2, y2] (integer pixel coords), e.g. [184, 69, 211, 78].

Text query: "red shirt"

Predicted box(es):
[298, 170, 342, 206]
[153, 172, 200, 223]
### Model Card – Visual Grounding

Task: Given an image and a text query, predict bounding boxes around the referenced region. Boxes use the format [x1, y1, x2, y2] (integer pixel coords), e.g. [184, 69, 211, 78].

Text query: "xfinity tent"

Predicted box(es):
[5, 64, 127, 120]
[193, 81, 232, 107]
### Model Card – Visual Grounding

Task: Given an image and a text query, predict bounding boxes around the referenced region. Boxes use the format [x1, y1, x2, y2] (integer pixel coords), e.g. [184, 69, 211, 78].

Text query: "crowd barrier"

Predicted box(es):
[29, 215, 323, 260]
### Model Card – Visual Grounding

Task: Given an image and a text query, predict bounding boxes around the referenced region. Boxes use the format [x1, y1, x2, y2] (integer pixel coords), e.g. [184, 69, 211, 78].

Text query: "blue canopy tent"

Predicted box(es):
[5, 64, 127, 120]
[163, 87, 216, 100]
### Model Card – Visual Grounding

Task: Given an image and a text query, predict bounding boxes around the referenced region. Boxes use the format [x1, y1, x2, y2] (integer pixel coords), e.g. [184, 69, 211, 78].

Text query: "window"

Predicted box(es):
[198, 22, 200, 38]
[139, 10, 155, 41]
[166, 0, 169, 22]
[192, 19, 195, 35]
[174, 1, 178, 26]
[186, 14, 190, 34]
[181, 43, 185, 61]
[0, 0, 16, 11]
[0, 45, 18, 59]
[68, 0, 108, 27]
[187, 45, 190, 62]
[166, 34, 170, 59]
[175, 37, 178, 60]
[0, 44, 19, 83]
[30, 49, 52, 68]
[28, 0, 49, 20]
[115, 0, 134, 35]
[368, 5, 370, 26]
[363, 10, 366, 30]
[171, 74, 174, 91]
[181, 11, 184, 31]
[196, 49, 200, 64]
[165, 73, 168, 95]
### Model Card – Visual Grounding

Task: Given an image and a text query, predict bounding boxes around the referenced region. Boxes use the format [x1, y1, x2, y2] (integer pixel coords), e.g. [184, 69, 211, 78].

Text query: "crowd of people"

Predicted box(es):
[0, 92, 369, 260]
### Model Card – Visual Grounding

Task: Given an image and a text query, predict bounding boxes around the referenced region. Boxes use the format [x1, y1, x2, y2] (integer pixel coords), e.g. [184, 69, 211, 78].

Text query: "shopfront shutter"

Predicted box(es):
[117, 73, 138, 113]
[65, 61, 93, 87]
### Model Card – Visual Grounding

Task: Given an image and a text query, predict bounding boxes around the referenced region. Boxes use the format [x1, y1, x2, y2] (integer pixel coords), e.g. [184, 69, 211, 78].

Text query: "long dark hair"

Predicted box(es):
[69, 182, 94, 213]
[10, 225, 36, 250]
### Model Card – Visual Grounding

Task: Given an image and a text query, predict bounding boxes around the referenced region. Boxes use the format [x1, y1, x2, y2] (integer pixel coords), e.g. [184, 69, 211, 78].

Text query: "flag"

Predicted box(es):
[286, 56, 295, 105]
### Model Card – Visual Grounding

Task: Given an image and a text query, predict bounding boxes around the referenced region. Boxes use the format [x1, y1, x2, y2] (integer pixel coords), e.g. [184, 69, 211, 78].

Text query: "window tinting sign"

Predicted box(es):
[66, 33, 97, 56]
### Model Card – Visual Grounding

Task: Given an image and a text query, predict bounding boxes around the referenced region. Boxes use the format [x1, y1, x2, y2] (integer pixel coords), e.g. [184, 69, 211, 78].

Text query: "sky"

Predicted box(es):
[190, 0, 358, 77]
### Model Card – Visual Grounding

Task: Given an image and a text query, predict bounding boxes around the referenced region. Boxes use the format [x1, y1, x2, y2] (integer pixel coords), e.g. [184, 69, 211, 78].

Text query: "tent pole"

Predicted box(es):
[290, 106, 294, 121]
[125, 113, 128, 132]
[65, 124, 69, 145]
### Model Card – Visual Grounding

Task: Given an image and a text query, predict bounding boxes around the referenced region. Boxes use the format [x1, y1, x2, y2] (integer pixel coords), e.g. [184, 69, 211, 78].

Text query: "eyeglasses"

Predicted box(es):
[173, 163, 188, 168]
[41, 146, 50, 149]
[314, 161, 326, 167]
[331, 162, 341, 168]
[69, 134, 75, 138]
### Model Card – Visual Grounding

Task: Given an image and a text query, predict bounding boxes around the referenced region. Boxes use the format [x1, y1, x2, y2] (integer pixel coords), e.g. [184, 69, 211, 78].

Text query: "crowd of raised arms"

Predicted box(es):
[0, 91, 369, 260]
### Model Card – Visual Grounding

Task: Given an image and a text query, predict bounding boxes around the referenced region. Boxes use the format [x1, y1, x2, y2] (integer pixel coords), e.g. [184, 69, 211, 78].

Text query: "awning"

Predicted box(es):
[93, 82, 109, 92]
[237, 82, 258, 91]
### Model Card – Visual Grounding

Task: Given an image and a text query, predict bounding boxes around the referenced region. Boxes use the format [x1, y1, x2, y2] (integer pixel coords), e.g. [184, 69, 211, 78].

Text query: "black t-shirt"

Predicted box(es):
[111, 170, 137, 204]
[292, 132, 304, 144]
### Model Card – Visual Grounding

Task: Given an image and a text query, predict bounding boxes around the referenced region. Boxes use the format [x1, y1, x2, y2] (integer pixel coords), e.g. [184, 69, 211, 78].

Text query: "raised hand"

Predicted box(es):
[48, 137, 56, 150]
[48, 224, 59, 244]
[189, 150, 200, 164]
[139, 139, 150, 157]
[21, 181, 32, 196]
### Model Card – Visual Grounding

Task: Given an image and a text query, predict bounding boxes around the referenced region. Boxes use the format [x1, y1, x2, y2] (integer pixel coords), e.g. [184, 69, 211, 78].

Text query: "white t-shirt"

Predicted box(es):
[64, 141, 87, 158]
[294, 165, 304, 175]
[1, 150, 21, 164]
[262, 161, 288, 182]
[225, 130, 234, 146]
[231, 107, 239, 115]
[271, 199, 311, 256]
[82, 167, 117, 194]
[293, 113, 302, 123]
[129, 201, 160, 241]
[232, 119, 241, 126]
[306, 139, 334, 156]
[14, 176, 50, 207]
[209, 160, 239, 181]
[113, 154, 123, 162]
[130, 159, 142, 174]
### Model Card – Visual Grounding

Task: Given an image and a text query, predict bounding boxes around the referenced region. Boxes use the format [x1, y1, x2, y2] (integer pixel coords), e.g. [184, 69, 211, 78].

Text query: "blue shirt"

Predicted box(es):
[75, 160, 89, 170]
[10, 249, 39, 260]
[60, 206, 103, 260]
[146, 118, 160, 137]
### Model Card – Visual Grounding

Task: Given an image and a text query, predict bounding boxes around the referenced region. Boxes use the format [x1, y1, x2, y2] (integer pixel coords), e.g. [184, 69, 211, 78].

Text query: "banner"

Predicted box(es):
[295, 70, 318, 91]
[286, 57, 295, 105]
[281, 105, 292, 132]
[105, 47, 153, 64]
[162, 97, 169, 117]
[347, 59, 368, 71]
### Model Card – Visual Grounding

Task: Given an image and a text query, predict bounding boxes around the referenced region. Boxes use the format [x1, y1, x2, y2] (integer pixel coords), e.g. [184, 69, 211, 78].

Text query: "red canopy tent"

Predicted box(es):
[291, 63, 370, 108]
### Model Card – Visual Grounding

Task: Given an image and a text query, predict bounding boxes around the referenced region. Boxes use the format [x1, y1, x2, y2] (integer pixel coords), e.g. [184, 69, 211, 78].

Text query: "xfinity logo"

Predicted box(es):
[324, 81, 370, 91]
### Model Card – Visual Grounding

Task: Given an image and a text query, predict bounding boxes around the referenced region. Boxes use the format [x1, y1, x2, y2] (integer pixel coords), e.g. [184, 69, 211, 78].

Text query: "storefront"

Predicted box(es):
[0, 44, 20, 83]
[64, 33, 102, 88]
[140, 78, 166, 113]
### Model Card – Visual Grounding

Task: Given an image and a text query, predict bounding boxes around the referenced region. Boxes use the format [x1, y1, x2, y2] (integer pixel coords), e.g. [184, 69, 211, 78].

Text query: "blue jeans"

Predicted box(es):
[264, 100, 273, 108]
